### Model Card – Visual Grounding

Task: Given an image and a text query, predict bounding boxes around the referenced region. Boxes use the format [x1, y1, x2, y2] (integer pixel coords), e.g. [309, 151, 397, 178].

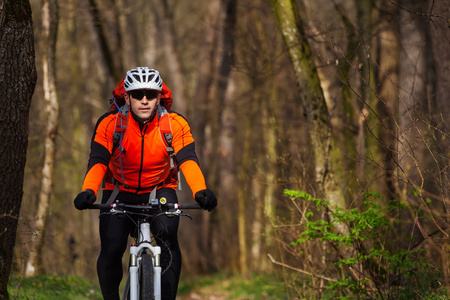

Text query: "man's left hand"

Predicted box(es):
[195, 189, 217, 212]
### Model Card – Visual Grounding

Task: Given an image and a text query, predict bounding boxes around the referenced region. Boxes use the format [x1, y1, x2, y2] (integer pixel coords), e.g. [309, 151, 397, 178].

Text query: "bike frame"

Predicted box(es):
[90, 201, 200, 300]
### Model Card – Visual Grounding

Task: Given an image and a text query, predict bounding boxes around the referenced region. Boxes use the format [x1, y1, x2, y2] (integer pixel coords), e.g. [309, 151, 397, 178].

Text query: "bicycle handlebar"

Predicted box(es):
[88, 202, 201, 210]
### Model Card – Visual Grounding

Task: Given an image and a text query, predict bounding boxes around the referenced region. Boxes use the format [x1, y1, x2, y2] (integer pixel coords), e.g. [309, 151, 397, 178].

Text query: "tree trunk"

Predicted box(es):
[397, 0, 429, 192]
[331, 0, 376, 201]
[152, 0, 187, 115]
[247, 5, 280, 273]
[190, 0, 222, 271]
[428, 0, 450, 289]
[192, 0, 221, 158]
[428, 0, 449, 203]
[353, 0, 378, 188]
[270, 0, 345, 206]
[25, 0, 59, 277]
[375, 0, 399, 199]
[220, 71, 242, 273]
[0, 0, 37, 297]
[250, 176, 264, 270]
[84, 0, 120, 87]
[216, 0, 240, 274]
[261, 83, 278, 273]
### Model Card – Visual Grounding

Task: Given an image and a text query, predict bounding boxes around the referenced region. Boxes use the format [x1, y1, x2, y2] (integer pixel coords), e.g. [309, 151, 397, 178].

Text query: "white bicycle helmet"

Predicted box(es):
[123, 67, 163, 91]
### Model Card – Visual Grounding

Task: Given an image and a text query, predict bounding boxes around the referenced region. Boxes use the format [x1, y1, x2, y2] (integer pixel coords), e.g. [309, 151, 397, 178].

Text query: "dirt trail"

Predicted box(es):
[178, 293, 230, 300]
[177, 283, 232, 299]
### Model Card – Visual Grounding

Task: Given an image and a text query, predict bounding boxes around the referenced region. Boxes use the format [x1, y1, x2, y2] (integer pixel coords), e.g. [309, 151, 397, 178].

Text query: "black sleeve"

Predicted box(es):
[176, 142, 199, 166]
[85, 112, 115, 173]
[87, 141, 111, 170]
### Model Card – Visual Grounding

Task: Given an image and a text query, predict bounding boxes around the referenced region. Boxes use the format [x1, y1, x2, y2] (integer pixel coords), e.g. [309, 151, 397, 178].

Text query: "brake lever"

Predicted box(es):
[98, 208, 124, 217]
[164, 209, 193, 220]
[181, 213, 193, 220]
[110, 208, 125, 215]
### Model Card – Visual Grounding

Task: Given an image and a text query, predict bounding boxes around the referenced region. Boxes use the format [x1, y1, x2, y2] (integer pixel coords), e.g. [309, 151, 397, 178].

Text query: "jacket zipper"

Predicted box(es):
[137, 125, 146, 191]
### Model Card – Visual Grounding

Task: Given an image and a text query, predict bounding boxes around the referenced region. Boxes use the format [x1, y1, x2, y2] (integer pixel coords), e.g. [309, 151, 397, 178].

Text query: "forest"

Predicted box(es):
[0, 0, 448, 299]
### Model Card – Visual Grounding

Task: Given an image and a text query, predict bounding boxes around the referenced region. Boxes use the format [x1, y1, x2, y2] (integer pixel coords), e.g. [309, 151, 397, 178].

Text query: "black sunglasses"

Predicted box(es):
[129, 90, 159, 100]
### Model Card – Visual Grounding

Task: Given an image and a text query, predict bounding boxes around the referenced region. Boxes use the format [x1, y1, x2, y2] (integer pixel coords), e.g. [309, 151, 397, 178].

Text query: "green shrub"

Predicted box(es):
[284, 189, 447, 299]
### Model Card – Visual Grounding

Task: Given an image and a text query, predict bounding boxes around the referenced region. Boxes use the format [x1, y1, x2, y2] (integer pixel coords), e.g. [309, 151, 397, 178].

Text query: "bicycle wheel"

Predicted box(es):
[139, 252, 154, 300]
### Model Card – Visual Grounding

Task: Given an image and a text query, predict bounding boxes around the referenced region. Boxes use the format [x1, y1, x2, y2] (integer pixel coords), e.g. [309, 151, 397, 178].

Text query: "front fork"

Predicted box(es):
[129, 223, 162, 300]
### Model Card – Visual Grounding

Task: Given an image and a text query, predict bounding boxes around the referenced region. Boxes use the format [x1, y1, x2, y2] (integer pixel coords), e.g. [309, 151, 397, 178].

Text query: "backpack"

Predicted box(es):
[104, 78, 178, 202]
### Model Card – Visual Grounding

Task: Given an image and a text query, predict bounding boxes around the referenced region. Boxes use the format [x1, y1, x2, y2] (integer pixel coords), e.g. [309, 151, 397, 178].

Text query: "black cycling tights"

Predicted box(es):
[97, 188, 181, 300]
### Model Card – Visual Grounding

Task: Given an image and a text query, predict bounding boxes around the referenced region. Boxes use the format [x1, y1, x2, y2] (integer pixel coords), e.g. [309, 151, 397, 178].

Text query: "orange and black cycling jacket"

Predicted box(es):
[81, 108, 206, 196]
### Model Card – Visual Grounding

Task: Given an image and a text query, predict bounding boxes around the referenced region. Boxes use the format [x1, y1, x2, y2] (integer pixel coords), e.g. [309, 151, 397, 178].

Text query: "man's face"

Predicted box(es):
[125, 89, 160, 122]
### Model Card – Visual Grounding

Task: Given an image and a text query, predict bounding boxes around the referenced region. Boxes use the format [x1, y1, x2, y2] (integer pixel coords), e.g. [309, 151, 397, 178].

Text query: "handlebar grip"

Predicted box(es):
[178, 203, 202, 209]
[89, 204, 113, 209]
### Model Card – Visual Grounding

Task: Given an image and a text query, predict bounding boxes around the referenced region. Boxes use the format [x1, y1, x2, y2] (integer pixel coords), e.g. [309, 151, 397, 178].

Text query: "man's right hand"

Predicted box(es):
[74, 189, 96, 210]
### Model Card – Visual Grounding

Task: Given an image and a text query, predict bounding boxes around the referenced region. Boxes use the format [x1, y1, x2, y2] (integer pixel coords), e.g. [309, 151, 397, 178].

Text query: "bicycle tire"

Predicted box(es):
[140, 252, 154, 300]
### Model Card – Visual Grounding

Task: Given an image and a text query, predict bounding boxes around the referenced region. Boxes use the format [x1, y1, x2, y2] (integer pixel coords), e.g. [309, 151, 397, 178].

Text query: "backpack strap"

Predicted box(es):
[106, 182, 120, 205]
[101, 104, 129, 190]
[113, 104, 129, 188]
[157, 105, 176, 171]
[113, 104, 129, 152]
[157, 105, 181, 190]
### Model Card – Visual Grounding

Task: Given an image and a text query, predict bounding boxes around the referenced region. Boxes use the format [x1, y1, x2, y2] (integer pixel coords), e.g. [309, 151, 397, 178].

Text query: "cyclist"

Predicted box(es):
[74, 67, 217, 300]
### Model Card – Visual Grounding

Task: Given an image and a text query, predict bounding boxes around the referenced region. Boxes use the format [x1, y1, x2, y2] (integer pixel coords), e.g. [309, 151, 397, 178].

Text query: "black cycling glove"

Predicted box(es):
[195, 189, 217, 212]
[74, 189, 97, 210]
